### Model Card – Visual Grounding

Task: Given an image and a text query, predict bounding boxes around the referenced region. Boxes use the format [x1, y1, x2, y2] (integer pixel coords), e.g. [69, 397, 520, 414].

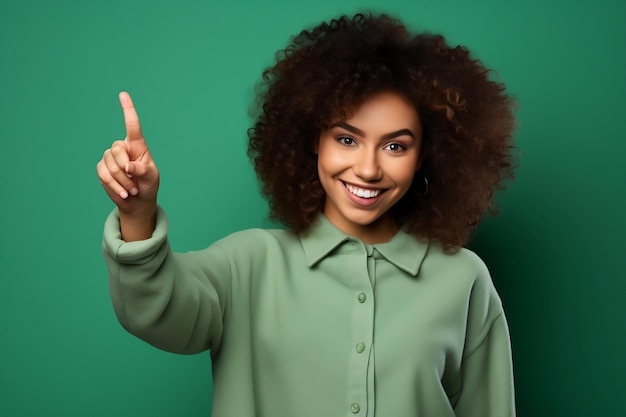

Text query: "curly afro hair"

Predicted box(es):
[247, 13, 517, 250]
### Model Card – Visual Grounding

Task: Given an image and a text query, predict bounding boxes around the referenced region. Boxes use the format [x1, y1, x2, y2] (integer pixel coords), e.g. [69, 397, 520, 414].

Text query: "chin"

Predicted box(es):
[345, 210, 387, 227]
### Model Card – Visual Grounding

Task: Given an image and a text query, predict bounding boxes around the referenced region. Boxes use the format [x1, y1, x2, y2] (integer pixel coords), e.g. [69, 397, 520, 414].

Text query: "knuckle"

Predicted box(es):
[108, 161, 121, 174]
[110, 142, 127, 157]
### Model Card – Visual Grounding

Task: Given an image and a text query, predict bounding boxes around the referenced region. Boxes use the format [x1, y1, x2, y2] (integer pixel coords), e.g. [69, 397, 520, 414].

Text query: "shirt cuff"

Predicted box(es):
[102, 206, 169, 264]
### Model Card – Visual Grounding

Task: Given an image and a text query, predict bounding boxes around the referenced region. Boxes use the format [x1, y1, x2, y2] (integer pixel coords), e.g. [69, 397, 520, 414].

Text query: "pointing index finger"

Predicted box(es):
[119, 91, 144, 142]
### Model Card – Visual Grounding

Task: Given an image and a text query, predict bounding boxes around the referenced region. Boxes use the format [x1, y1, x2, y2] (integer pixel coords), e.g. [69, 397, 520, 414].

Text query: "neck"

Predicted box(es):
[329, 213, 399, 244]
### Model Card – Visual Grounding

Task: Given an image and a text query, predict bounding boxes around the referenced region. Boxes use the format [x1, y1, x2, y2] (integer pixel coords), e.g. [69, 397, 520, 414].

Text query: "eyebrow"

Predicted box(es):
[332, 122, 416, 140]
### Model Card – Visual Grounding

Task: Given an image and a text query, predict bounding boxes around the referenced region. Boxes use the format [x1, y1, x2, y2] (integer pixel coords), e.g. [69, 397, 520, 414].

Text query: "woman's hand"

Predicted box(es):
[97, 92, 160, 241]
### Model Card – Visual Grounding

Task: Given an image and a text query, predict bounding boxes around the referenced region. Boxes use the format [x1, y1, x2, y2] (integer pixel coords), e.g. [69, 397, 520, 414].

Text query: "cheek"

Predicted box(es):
[317, 147, 349, 174]
[389, 159, 419, 186]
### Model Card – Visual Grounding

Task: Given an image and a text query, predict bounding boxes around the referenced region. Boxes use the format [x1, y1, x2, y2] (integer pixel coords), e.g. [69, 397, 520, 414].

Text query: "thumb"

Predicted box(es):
[126, 159, 158, 181]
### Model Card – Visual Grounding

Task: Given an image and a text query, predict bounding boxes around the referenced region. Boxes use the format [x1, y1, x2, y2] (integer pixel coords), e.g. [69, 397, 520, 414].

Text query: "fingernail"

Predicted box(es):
[129, 187, 139, 196]
[120, 190, 129, 199]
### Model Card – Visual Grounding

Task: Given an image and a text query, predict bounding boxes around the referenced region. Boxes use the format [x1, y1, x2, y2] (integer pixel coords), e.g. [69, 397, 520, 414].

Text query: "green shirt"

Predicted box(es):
[103, 207, 515, 417]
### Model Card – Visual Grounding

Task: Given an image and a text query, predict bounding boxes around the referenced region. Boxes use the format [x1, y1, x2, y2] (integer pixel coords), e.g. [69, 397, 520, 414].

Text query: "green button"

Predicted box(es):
[357, 293, 367, 303]
[351, 402, 360, 413]
[356, 342, 366, 353]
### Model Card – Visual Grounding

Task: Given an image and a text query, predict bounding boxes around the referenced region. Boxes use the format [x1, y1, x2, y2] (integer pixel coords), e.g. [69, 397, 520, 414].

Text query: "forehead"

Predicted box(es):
[334, 92, 421, 131]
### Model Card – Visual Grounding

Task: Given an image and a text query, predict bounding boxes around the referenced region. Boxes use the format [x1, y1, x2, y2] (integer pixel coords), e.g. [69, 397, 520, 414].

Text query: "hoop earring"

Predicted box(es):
[415, 172, 428, 198]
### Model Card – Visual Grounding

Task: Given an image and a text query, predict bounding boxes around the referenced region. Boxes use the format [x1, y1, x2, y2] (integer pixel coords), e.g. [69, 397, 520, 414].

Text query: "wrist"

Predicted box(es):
[119, 202, 157, 242]
[119, 201, 157, 219]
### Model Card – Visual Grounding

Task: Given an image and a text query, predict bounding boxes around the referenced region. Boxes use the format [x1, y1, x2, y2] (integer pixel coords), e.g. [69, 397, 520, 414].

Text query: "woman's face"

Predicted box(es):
[317, 92, 423, 243]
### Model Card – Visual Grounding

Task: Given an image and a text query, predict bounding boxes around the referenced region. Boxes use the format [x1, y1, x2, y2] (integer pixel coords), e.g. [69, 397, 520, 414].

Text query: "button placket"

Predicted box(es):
[347, 243, 376, 417]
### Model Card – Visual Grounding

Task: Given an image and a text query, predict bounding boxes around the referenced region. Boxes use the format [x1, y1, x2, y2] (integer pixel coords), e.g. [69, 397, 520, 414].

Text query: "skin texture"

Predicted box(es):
[317, 92, 422, 243]
[96, 92, 159, 241]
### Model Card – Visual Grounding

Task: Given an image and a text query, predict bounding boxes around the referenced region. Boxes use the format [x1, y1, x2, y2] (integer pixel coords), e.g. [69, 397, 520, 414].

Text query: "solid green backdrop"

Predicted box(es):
[1, 1, 624, 416]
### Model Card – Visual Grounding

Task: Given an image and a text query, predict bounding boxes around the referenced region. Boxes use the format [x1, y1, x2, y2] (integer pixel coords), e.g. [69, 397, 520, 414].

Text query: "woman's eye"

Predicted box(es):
[337, 136, 356, 146]
[384, 143, 405, 152]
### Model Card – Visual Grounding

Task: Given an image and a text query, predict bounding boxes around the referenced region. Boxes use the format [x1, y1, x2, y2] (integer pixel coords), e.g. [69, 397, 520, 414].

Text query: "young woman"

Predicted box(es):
[97, 13, 517, 417]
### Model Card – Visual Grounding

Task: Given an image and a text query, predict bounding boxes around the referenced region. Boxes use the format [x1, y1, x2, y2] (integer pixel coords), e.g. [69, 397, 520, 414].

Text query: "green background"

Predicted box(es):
[1, 1, 624, 416]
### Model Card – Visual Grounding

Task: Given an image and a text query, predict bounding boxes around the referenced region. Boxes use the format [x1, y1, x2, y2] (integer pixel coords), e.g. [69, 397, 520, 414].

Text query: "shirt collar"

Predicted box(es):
[300, 215, 429, 277]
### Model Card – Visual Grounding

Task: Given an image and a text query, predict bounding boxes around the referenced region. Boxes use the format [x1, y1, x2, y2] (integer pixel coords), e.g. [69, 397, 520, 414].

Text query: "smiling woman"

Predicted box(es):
[97, 12, 517, 417]
[317, 92, 423, 243]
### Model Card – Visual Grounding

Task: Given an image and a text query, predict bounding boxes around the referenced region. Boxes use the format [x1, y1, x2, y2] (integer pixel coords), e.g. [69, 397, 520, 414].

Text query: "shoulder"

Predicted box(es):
[423, 242, 491, 282]
[210, 227, 300, 258]
[424, 243, 502, 307]
[171, 228, 301, 279]
[452, 247, 498, 300]
[214, 227, 298, 246]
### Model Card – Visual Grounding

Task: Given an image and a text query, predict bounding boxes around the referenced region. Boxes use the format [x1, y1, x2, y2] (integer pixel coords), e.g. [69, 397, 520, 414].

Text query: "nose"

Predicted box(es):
[354, 148, 382, 181]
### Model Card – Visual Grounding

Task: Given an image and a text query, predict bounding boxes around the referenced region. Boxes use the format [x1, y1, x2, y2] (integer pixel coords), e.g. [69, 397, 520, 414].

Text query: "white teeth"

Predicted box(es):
[346, 183, 382, 198]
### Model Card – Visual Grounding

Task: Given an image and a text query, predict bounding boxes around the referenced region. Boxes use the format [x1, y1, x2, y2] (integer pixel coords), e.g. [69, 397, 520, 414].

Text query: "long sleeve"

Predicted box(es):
[453, 312, 516, 416]
[450, 252, 516, 417]
[102, 207, 228, 354]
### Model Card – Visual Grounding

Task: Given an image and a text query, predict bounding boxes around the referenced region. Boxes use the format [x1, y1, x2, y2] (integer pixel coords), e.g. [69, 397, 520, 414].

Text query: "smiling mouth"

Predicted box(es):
[343, 182, 386, 199]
